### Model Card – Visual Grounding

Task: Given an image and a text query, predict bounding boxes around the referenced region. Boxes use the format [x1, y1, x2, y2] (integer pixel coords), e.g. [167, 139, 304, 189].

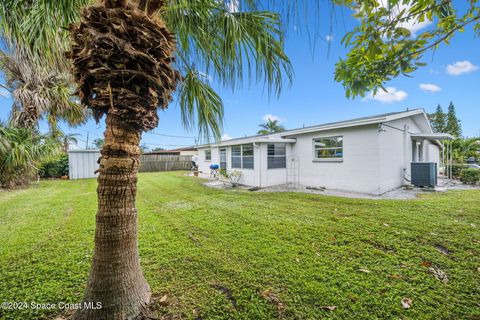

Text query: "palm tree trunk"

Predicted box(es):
[73, 114, 150, 320]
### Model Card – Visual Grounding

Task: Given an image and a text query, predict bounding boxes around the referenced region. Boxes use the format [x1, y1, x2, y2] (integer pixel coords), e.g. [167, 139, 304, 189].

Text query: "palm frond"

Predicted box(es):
[178, 67, 224, 141]
[166, 1, 293, 97]
[2, 0, 300, 140]
[0, 0, 92, 66]
[0, 123, 61, 187]
[0, 47, 88, 133]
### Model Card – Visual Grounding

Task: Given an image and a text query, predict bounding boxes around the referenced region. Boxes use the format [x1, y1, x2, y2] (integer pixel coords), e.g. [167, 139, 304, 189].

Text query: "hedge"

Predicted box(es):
[460, 168, 480, 185]
[38, 154, 69, 178]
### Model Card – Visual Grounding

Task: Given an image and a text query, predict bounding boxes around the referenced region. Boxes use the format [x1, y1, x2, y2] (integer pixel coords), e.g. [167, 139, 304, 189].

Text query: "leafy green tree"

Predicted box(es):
[334, 1, 480, 97]
[257, 119, 286, 135]
[0, 1, 293, 318]
[428, 104, 446, 133]
[446, 102, 462, 137]
[0, 123, 60, 188]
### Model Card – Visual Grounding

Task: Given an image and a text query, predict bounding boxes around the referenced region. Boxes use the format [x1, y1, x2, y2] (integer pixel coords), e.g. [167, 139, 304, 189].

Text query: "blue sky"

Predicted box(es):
[0, 3, 479, 150]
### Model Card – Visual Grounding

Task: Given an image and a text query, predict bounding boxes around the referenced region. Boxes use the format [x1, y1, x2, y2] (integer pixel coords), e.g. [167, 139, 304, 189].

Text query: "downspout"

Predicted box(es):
[377, 124, 383, 195]
[403, 124, 410, 183]
[253, 142, 261, 187]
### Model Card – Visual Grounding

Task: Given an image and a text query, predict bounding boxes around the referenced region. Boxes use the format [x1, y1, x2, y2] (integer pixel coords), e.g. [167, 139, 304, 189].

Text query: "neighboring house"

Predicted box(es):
[196, 109, 450, 195]
[143, 147, 197, 156]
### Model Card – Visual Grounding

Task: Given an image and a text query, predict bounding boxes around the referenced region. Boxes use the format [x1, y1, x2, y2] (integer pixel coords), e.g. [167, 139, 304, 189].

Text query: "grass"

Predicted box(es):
[0, 171, 479, 320]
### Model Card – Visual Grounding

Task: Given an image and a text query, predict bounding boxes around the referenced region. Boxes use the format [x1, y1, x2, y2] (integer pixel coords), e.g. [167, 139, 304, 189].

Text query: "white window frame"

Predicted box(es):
[267, 143, 287, 169]
[231, 144, 254, 169]
[205, 149, 212, 161]
[312, 136, 343, 162]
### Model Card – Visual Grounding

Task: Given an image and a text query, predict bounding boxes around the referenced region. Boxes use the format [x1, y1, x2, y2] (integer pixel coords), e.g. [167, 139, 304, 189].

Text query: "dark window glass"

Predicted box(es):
[232, 157, 242, 168]
[205, 149, 212, 161]
[268, 144, 286, 169]
[220, 148, 227, 168]
[231, 145, 242, 168]
[230, 144, 254, 169]
[242, 144, 254, 156]
[242, 144, 254, 169]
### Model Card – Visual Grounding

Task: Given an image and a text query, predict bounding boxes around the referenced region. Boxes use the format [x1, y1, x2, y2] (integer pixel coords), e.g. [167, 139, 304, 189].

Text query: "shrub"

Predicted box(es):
[460, 168, 480, 185]
[445, 164, 465, 179]
[0, 125, 60, 188]
[39, 154, 69, 178]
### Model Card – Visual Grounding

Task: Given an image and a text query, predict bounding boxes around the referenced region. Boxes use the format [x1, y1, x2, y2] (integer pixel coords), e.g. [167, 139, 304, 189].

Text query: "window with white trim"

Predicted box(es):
[267, 144, 286, 169]
[313, 136, 343, 160]
[231, 144, 254, 169]
[205, 149, 212, 161]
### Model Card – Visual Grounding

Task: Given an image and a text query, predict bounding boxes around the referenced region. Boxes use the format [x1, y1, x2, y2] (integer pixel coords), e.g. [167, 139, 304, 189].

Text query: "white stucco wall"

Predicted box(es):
[287, 125, 382, 194]
[256, 143, 288, 187]
[377, 116, 440, 193]
[377, 117, 421, 193]
[197, 146, 219, 174]
[427, 143, 440, 166]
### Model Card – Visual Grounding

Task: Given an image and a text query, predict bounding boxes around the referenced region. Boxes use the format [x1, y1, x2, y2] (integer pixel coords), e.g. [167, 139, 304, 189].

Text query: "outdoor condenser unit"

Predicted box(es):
[411, 162, 437, 187]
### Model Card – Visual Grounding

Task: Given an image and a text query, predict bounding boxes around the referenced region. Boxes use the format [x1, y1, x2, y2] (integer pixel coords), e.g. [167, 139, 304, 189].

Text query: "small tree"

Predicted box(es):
[428, 105, 446, 133]
[446, 102, 462, 138]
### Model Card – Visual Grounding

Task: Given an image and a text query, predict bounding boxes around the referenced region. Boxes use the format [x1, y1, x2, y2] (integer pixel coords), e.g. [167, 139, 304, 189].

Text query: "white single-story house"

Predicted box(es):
[196, 109, 451, 195]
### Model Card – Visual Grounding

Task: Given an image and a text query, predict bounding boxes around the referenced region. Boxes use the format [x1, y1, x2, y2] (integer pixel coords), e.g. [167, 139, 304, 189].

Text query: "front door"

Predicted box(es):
[219, 148, 227, 169]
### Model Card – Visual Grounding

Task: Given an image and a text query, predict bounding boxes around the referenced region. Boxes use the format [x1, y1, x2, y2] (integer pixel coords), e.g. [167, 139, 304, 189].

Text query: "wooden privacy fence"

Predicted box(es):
[139, 154, 193, 172]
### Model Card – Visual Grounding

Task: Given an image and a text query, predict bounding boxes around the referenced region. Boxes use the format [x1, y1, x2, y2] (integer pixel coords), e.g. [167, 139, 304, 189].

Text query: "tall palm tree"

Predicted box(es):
[258, 118, 286, 135]
[61, 132, 80, 151]
[1, 1, 293, 318]
[0, 47, 88, 136]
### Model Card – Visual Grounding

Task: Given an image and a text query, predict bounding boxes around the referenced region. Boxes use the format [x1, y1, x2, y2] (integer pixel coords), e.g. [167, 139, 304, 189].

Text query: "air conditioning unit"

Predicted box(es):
[411, 162, 437, 187]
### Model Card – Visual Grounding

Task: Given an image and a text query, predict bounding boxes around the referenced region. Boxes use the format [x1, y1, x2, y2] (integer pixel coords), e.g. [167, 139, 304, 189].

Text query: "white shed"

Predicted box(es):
[68, 150, 101, 180]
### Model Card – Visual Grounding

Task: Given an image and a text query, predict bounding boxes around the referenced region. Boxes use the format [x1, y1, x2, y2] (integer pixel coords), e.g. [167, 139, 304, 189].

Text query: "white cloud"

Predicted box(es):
[325, 35, 334, 42]
[226, 0, 239, 13]
[262, 114, 284, 122]
[419, 83, 442, 93]
[221, 134, 233, 141]
[365, 87, 408, 103]
[0, 87, 10, 98]
[362, 1, 431, 35]
[446, 60, 478, 76]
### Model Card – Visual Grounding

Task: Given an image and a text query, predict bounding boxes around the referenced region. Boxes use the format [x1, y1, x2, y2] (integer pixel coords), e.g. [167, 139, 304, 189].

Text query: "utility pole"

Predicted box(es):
[86, 132, 89, 149]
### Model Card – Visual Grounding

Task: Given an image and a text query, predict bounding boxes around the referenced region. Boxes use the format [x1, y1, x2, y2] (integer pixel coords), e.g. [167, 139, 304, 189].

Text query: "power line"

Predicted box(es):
[145, 143, 195, 147]
[145, 131, 197, 139]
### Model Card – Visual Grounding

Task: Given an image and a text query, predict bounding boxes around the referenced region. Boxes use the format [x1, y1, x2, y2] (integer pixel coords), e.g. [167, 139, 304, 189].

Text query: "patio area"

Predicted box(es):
[189, 172, 479, 200]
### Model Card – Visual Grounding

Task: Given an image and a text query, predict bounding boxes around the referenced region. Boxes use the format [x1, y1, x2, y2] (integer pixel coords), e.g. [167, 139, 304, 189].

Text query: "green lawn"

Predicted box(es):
[0, 172, 479, 320]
